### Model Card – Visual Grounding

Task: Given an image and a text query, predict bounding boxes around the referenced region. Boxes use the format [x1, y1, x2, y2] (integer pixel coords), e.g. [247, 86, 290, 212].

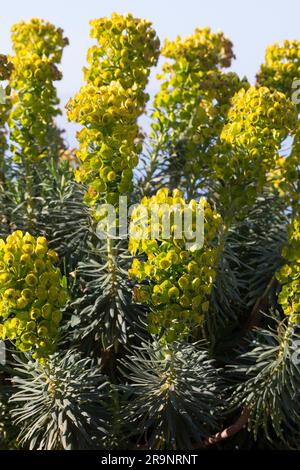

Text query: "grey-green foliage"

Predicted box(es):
[119, 341, 224, 449]
[9, 350, 110, 450]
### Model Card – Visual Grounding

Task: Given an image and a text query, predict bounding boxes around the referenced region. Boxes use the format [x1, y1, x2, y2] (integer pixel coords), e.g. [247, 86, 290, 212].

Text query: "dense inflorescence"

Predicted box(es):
[276, 219, 300, 323]
[256, 40, 300, 210]
[0, 231, 68, 360]
[9, 18, 68, 163]
[0, 55, 13, 161]
[128, 188, 222, 342]
[218, 86, 298, 216]
[67, 13, 160, 207]
[257, 40, 300, 99]
[221, 86, 297, 157]
[151, 27, 248, 184]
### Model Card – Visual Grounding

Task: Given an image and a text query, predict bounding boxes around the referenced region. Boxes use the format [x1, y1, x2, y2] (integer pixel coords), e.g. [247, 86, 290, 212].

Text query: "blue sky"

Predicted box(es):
[1, 0, 300, 146]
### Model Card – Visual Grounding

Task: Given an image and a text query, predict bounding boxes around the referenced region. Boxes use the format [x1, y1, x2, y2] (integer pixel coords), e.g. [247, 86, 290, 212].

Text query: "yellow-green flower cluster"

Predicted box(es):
[128, 188, 222, 342]
[67, 82, 143, 206]
[11, 18, 67, 61]
[276, 219, 300, 324]
[221, 86, 297, 160]
[0, 54, 13, 80]
[9, 18, 68, 163]
[257, 40, 300, 101]
[162, 27, 235, 69]
[152, 27, 248, 176]
[67, 13, 160, 206]
[266, 151, 300, 208]
[214, 86, 297, 220]
[0, 231, 68, 360]
[86, 13, 160, 89]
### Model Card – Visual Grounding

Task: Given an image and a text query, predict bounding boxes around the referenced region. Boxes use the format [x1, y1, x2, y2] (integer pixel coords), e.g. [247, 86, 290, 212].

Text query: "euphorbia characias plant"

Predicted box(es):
[0, 11, 300, 451]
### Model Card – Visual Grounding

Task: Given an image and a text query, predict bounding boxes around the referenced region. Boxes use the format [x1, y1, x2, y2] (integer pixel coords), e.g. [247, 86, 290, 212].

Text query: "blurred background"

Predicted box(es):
[1, 0, 299, 145]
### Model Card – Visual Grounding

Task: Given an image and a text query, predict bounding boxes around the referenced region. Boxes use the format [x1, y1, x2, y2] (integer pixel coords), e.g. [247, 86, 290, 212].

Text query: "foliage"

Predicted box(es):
[128, 188, 222, 342]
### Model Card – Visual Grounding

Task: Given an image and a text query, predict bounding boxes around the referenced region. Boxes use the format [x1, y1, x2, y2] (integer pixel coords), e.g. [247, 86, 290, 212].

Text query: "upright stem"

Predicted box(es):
[107, 235, 119, 354]
[141, 135, 164, 196]
[24, 159, 34, 232]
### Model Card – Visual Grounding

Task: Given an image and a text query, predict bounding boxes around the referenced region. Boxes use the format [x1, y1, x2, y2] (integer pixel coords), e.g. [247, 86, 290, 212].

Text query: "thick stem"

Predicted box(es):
[243, 277, 275, 333]
[107, 236, 119, 354]
[193, 408, 251, 448]
[141, 134, 164, 196]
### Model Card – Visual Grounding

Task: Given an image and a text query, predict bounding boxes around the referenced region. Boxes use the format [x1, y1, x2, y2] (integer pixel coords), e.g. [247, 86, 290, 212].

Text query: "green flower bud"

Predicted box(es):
[25, 273, 38, 286]
[41, 303, 52, 319]
[168, 286, 180, 300]
[30, 307, 41, 320]
[26, 321, 36, 331]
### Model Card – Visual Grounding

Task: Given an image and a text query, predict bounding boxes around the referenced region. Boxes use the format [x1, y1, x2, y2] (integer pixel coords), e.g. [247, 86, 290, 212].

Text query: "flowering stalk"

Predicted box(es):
[67, 14, 160, 350]
[0, 231, 68, 361]
[9, 18, 67, 163]
[129, 188, 222, 343]
[276, 218, 300, 324]
[151, 27, 248, 194]
[0, 55, 13, 184]
[67, 13, 160, 208]
[219, 85, 298, 222]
